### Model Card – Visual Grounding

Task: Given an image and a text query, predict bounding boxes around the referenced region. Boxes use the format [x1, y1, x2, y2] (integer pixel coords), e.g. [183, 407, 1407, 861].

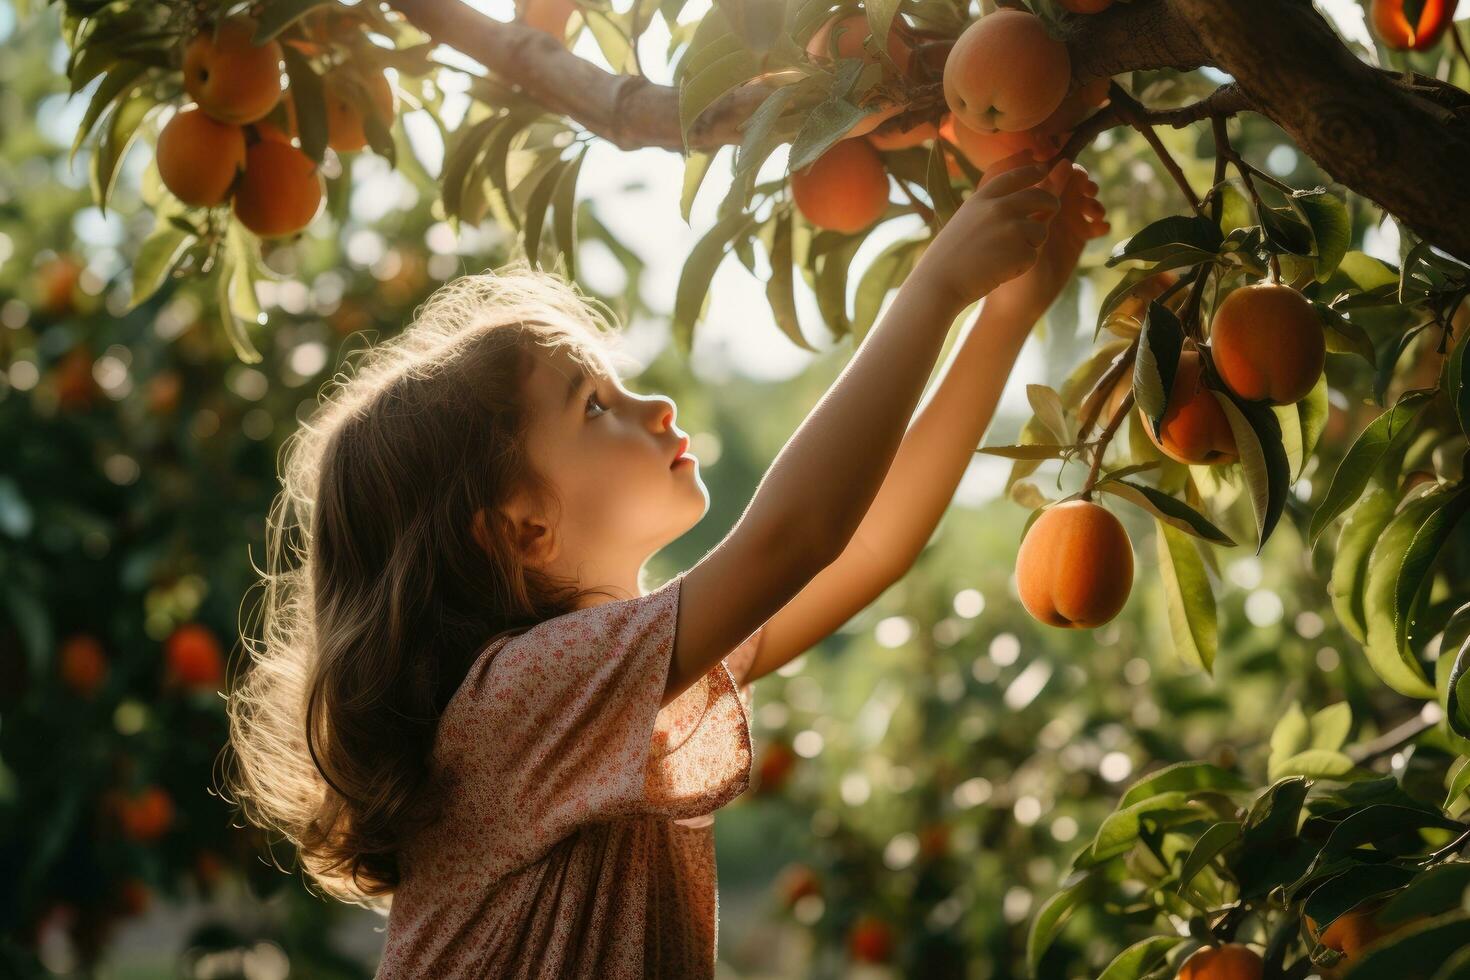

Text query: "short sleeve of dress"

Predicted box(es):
[443, 572, 756, 842]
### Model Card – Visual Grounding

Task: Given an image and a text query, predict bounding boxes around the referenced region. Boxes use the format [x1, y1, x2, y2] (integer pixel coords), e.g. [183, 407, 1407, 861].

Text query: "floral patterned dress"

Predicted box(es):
[375, 571, 762, 979]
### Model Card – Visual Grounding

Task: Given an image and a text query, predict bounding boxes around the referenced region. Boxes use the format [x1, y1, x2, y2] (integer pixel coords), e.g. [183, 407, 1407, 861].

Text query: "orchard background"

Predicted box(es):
[3, 0, 1470, 976]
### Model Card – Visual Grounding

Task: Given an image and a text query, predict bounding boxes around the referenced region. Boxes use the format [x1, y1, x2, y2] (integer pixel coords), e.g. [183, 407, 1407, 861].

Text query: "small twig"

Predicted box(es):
[895, 178, 936, 228]
[1108, 82, 1204, 214]
[1214, 123, 1281, 282]
[1082, 389, 1135, 497]
[1347, 712, 1438, 765]
[1141, 83, 1254, 128]
[1428, 825, 1470, 863]
[1052, 102, 1121, 163]
[1075, 338, 1139, 443]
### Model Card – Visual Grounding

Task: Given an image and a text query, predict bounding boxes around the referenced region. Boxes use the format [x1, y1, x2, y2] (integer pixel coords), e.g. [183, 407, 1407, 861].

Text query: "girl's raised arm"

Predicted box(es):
[663, 162, 1062, 707]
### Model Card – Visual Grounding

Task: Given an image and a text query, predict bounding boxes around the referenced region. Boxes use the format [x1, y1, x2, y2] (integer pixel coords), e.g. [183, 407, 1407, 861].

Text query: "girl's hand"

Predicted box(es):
[986, 158, 1111, 322]
[909, 160, 1064, 312]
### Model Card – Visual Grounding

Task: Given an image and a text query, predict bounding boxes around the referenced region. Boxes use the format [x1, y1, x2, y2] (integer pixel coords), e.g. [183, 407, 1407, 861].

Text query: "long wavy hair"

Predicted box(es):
[219, 261, 642, 910]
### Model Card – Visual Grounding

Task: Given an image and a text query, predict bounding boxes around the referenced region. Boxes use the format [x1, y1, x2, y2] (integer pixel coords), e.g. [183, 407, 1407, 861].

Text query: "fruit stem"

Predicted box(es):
[1214, 123, 1282, 284]
[1075, 336, 1137, 443]
[1082, 387, 1134, 496]
[1108, 83, 1202, 215]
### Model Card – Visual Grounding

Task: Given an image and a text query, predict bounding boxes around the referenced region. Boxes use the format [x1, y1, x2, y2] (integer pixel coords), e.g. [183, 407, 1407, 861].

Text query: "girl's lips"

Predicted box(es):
[670, 435, 690, 465]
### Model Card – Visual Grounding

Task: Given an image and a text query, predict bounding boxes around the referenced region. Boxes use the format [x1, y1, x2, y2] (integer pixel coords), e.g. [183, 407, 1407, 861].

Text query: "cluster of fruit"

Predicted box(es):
[1173, 900, 1419, 978]
[155, 13, 395, 238]
[1013, 274, 1326, 631]
[790, 7, 1108, 234]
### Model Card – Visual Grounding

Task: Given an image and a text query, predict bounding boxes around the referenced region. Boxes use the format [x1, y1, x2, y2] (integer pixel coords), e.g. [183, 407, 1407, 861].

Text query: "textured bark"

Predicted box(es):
[388, 0, 1470, 260]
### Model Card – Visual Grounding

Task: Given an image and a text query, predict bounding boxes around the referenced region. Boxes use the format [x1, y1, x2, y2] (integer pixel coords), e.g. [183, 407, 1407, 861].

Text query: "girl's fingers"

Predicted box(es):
[1020, 219, 1050, 247]
[978, 162, 1046, 197]
[1081, 198, 1106, 220]
[1002, 187, 1061, 217]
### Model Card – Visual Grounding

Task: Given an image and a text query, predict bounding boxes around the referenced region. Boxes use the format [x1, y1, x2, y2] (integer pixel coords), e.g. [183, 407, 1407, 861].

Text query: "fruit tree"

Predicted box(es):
[37, 0, 1470, 973]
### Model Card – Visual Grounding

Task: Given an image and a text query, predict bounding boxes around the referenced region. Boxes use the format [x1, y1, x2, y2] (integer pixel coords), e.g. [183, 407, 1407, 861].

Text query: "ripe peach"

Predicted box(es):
[517, 0, 579, 39]
[232, 140, 324, 237]
[843, 99, 905, 140]
[940, 113, 1049, 169]
[1178, 943, 1264, 980]
[1140, 350, 1238, 465]
[1209, 283, 1325, 405]
[1305, 902, 1417, 977]
[774, 862, 821, 907]
[756, 741, 797, 794]
[59, 634, 108, 697]
[791, 138, 890, 233]
[806, 13, 912, 73]
[848, 914, 894, 963]
[322, 70, 396, 153]
[182, 17, 283, 125]
[119, 786, 175, 842]
[868, 113, 939, 150]
[943, 9, 1070, 133]
[1015, 500, 1134, 629]
[165, 623, 225, 690]
[36, 255, 83, 316]
[156, 107, 245, 206]
[1371, 0, 1456, 50]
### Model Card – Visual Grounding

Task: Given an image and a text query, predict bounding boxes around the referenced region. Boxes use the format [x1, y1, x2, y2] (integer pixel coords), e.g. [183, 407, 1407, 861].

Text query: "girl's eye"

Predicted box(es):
[585, 388, 607, 418]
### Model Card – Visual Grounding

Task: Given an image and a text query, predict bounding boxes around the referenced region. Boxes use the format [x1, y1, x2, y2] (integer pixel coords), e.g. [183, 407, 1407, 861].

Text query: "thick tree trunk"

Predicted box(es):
[388, 0, 1470, 262]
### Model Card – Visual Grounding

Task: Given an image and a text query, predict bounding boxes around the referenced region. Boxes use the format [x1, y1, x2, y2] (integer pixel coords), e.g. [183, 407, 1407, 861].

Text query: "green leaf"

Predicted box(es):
[1155, 519, 1218, 673]
[1212, 392, 1289, 553]
[788, 100, 869, 175]
[1445, 633, 1470, 740]
[1268, 749, 1355, 781]
[1091, 791, 1193, 862]
[1026, 385, 1071, 445]
[521, 157, 570, 269]
[254, 0, 329, 41]
[1108, 215, 1223, 267]
[925, 140, 960, 227]
[673, 209, 759, 356]
[1393, 488, 1470, 649]
[1274, 399, 1305, 482]
[1302, 864, 1417, 931]
[1290, 188, 1351, 280]
[1298, 373, 1330, 465]
[1309, 391, 1433, 547]
[1348, 912, 1470, 976]
[728, 84, 799, 215]
[91, 92, 154, 212]
[1119, 762, 1250, 809]
[852, 238, 921, 344]
[976, 444, 1074, 460]
[551, 148, 588, 279]
[1329, 489, 1398, 644]
[765, 210, 817, 352]
[1450, 326, 1470, 437]
[1026, 875, 1099, 975]
[678, 40, 759, 147]
[1097, 936, 1185, 980]
[1445, 756, 1470, 810]
[864, 0, 902, 72]
[681, 151, 715, 224]
[1271, 702, 1311, 761]
[70, 60, 148, 164]
[1362, 491, 1455, 699]
[128, 223, 190, 311]
[214, 258, 263, 365]
[1310, 702, 1354, 752]
[283, 46, 329, 164]
[1379, 864, 1470, 926]
[1177, 821, 1241, 891]
[1318, 305, 1378, 364]
[439, 115, 501, 223]
[1320, 804, 1461, 859]
[1133, 301, 1184, 434]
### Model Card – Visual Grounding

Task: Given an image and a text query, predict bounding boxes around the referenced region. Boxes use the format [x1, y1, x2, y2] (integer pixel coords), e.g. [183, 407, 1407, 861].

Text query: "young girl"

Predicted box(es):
[222, 156, 1106, 978]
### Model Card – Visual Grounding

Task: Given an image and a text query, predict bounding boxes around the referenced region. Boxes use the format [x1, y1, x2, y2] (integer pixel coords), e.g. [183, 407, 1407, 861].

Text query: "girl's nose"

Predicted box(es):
[654, 398, 675, 431]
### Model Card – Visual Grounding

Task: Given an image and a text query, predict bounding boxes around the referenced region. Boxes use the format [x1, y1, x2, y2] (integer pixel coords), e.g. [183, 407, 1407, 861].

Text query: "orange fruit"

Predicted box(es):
[941, 113, 1051, 169]
[322, 70, 396, 153]
[1371, 0, 1456, 50]
[1015, 500, 1134, 629]
[806, 12, 913, 73]
[119, 786, 175, 841]
[53, 345, 97, 410]
[1106, 269, 1182, 337]
[1141, 349, 1239, 465]
[59, 634, 108, 697]
[944, 9, 1070, 133]
[791, 139, 890, 233]
[165, 623, 225, 690]
[232, 140, 323, 237]
[774, 863, 821, 907]
[182, 17, 284, 125]
[1209, 283, 1325, 405]
[156, 107, 246, 206]
[848, 914, 894, 963]
[36, 255, 83, 316]
[1178, 943, 1264, 979]
[756, 741, 797, 794]
[517, 0, 579, 39]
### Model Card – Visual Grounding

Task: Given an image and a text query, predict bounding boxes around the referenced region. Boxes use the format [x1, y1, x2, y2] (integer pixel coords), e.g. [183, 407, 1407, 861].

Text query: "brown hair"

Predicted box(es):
[219, 261, 643, 909]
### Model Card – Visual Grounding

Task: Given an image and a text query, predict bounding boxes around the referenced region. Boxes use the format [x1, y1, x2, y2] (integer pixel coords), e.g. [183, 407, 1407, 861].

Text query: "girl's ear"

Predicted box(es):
[472, 504, 555, 566]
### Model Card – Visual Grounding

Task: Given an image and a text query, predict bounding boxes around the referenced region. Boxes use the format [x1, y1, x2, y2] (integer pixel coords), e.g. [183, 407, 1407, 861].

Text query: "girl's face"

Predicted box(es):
[508, 341, 708, 591]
